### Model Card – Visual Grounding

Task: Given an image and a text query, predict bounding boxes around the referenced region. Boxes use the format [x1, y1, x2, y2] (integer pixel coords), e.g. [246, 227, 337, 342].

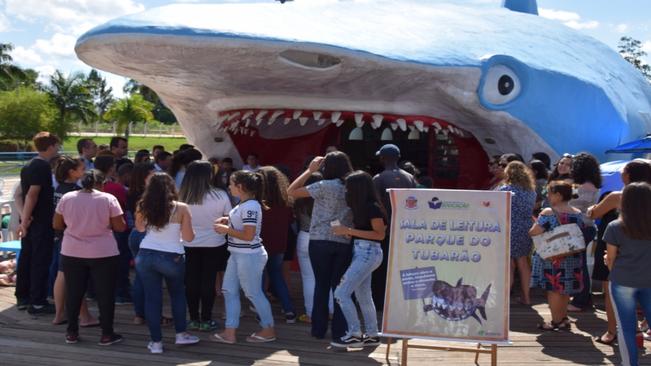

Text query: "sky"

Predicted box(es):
[1, 0, 650, 98]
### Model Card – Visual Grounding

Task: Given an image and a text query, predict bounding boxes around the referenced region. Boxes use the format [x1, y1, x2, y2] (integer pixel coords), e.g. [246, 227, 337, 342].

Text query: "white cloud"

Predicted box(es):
[615, 23, 629, 33]
[539, 8, 600, 30]
[4, 0, 144, 29]
[33, 33, 77, 58]
[10, 46, 42, 65]
[0, 12, 10, 32]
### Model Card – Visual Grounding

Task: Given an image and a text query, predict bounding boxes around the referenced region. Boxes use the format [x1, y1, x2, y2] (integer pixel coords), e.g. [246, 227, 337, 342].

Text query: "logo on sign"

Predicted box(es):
[428, 197, 443, 209]
[482, 201, 491, 207]
[405, 196, 418, 209]
[428, 197, 470, 210]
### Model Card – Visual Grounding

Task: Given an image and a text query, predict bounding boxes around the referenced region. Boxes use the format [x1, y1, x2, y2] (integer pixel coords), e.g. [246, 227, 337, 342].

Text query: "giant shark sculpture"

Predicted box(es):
[75, 0, 651, 186]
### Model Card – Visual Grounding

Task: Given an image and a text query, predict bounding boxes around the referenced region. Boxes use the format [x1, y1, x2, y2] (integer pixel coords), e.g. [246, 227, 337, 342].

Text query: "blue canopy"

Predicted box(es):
[606, 135, 651, 154]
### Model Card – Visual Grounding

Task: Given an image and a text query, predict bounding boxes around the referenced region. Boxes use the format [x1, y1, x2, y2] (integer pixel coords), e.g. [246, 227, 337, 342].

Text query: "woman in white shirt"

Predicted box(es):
[135, 173, 200, 354]
[179, 161, 232, 332]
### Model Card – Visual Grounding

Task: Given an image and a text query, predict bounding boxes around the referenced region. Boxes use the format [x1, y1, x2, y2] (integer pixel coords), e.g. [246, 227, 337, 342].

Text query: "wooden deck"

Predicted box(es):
[0, 276, 650, 365]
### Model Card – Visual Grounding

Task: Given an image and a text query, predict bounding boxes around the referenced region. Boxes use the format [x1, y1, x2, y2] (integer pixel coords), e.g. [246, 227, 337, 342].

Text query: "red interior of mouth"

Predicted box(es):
[218, 108, 490, 188]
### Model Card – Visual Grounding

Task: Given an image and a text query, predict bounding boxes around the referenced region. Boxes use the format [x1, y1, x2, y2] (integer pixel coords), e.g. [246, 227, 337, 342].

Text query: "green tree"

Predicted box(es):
[0, 87, 57, 142]
[46, 70, 96, 138]
[618, 36, 651, 81]
[105, 93, 154, 138]
[124, 78, 177, 123]
[0, 43, 28, 90]
[86, 69, 114, 123]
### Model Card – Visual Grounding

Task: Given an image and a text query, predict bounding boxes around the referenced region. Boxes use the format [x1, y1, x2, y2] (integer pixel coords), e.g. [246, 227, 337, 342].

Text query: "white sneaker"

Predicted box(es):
[147, 341, 163, 354]
[175, 332, 200, 345]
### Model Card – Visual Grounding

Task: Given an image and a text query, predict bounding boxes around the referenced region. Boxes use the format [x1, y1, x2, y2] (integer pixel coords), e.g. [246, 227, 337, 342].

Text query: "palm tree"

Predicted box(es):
[105, 94, 154, 138]
[0, 43, 27, 90]
[46, 70, 96, 138]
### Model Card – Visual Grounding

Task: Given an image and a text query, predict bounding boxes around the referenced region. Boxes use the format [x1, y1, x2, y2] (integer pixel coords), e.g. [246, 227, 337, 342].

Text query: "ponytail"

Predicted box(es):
[231, 170, 268, 209]
[80, 169, 106, 191]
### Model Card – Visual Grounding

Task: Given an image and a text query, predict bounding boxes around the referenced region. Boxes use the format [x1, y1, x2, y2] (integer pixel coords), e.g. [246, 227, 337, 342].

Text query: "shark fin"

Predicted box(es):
[478, 305, 487, 320]
[481, 283, 492, 303]
[503, 0, 538, 16]
[471, 311, 483, 325]
[456, 278, 463, 286]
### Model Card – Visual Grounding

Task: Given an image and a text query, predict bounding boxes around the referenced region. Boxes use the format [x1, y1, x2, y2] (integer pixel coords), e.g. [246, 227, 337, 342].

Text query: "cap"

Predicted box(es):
[376, 144, 400, 158]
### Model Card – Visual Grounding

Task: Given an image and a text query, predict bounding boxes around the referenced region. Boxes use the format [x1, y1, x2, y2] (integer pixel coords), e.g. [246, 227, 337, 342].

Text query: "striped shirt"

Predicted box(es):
[227, 199, 264, 254]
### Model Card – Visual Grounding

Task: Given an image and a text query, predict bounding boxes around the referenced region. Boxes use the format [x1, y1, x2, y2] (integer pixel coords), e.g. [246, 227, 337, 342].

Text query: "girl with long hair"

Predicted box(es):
[179, 161, 232, 332]
[211, 170, 276, 344]
[330, 171, 386, 348]
[605, 182, 651, 366]
[587, 160, 651, 345]
[54, 169, 126, 346]
[135, 173, 199, 354]
[498, 161, 537, 305]
[259, 166, 296, 323]
[288, 151, 354, 341]
[529, 181, 588, 331]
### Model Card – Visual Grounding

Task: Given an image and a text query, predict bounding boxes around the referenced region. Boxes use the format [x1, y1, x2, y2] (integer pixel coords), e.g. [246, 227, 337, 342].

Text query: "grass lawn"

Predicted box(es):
[62, 136, 189, 154]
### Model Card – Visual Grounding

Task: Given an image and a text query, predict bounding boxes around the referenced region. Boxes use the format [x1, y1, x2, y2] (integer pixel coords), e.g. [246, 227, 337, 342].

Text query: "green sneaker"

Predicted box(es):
[199, 320, 219, 332]
[187, 320, 200, 331]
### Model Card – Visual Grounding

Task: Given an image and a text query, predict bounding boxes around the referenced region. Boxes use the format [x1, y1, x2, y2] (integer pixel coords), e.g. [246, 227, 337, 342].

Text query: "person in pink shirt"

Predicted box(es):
[54, 169, 127, 346]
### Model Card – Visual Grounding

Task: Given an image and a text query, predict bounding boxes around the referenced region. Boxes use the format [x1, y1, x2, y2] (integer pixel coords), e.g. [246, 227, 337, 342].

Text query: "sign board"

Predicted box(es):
[381, 189, 511, 343]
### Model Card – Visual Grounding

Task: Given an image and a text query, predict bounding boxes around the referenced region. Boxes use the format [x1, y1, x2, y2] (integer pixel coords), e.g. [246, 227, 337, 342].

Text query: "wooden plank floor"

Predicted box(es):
[1, 275, 650, 365]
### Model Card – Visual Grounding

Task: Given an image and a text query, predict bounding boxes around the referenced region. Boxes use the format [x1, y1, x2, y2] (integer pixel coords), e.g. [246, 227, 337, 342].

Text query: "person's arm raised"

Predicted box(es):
[288, 156, 323, 199]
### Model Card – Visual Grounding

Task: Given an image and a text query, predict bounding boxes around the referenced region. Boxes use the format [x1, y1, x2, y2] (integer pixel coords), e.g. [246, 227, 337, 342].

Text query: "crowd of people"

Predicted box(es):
[7, 131, 651, 365]
[9, 132, 418, 353]
[489, 151, 651, 366]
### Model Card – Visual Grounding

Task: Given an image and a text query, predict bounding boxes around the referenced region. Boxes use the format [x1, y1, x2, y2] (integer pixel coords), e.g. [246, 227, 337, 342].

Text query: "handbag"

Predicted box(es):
[532, 211, 586, 260]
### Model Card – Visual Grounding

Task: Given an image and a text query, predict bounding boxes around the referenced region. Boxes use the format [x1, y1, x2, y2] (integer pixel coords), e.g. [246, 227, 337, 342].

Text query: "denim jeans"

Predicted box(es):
[334, 240, 383, 337]
[223, 251, 274, 329]
[609, 282, 651, 366]
[128, 230, 146, 318]
[309, 240, 352, 340]
[296, 231, 333, 315]
[114, 229, 132, 300]
[136, 248, 187, 342]
[264, 253, 295, 314]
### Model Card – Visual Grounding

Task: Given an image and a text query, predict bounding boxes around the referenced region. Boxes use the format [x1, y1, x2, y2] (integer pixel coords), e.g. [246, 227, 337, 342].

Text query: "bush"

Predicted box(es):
[0, 87, 57, 142]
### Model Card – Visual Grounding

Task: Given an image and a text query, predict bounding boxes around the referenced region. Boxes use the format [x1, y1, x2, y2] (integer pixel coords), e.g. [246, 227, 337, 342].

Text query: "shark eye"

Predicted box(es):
[481, 65, 521, 105]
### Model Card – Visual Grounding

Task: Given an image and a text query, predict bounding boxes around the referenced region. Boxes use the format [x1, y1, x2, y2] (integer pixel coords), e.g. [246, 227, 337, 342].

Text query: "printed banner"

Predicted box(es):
[381, 189, 511, 343]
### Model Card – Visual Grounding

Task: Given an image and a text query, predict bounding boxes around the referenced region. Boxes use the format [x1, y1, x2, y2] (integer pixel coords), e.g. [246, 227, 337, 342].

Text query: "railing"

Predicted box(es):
[70, 121, 184, 137]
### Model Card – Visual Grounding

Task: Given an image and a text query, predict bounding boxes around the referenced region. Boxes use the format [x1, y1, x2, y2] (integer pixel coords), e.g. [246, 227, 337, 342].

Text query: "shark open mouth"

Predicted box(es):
[216, 107, 490, 188]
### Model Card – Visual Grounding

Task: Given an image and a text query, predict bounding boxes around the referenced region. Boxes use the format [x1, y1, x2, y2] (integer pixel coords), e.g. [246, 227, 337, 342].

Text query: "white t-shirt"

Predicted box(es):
[227, 199, 264, 254]
[184, 190, 232, 248]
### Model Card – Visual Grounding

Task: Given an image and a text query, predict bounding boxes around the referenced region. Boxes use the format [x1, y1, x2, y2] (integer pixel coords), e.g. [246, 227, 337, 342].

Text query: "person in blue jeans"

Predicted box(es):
[604, 182, 651, 366]
[211, 170, 276, 344]
[288, 152, 354, 341]
[135, 173, 200, 354]
[330, 171, 386, 348]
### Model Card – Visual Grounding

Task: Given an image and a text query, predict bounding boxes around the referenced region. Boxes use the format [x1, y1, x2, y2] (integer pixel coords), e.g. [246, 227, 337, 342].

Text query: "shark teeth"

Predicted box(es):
[335, 120, 345, 127]
[354, 113, 364, 128]
[317, 118, 326, 126]
[283, 117, 292, 125]
[299, 117, 308, 126]
[255, 110, 268, 125]
[268, 110, 284, 125]
[396, 118, 407, 131]
[215, 114, 229, 126]
[371, 114, 383, 129]
[414, 120, 424, 132]
[293, 110, 302, 119]
[390, 122, 398, 131]
[330, 111, 342, 122]
[241, 110, 254, 120]
[227, 111, 241, 122]
[313, 111, 322, 120]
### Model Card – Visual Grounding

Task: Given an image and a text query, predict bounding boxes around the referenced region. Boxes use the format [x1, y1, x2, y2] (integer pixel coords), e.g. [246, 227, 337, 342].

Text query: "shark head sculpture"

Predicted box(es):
[75, 0, 651, 187]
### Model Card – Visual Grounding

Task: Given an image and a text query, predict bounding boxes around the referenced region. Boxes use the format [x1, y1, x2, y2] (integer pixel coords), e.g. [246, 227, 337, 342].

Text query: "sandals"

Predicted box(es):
[538, 317, 572, 331]
[246, 333, 276, 343]
[210, 333, 236, 345]
[594, 331, 617, 345]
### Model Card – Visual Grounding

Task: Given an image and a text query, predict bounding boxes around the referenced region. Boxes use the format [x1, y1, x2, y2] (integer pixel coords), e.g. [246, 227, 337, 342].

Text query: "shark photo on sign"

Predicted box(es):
[75, 0, 651, 188]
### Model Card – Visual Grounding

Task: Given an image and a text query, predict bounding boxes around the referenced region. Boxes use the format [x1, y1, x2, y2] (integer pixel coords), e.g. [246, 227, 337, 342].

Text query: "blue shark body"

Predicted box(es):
[75, 0, 651, 166]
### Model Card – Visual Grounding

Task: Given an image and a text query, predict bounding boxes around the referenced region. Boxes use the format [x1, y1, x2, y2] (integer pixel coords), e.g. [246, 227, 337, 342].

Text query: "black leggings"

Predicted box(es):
[61, 255, 119, 336]
[185, 246, 225, 322]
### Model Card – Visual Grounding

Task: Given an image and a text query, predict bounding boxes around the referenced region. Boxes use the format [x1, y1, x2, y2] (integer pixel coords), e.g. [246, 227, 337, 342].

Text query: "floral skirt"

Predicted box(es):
[530, 252, 584, 295]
